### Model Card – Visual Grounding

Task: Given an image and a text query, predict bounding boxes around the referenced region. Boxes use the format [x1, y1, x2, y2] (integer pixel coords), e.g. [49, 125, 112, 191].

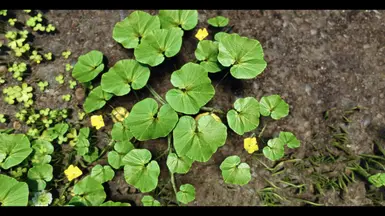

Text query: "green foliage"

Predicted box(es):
[207, 16, 229, 27]
[101, 201, 131, 206]
[108, 141, 134, 169]
[30, 51, 43, 64]
[55, 74, 64, 84]
[166, 153, 193, 174]
[68, 176, 106, 206]
[31, 191, 52, 206]
[173, 115, 227, 162]
[195, 40, 223, 73]
[65, 63, 73, 72]
[123, 149, 160, 193]
[69, 80, 77, 89]
[101, 59, 150, 96]
[0, 114, 6, 123]
[158, 10, 198, 30]
[44, 52, 52, 60]
[90, 165, 115, 183]
[62, 50, 71, 59]
[38, 81, 48, 91]
[368, 173, 385, 188]
[83, 86, 113, 113]
[125, 98, 178, 141]
[141, 195, 161, 206]
[8, 62, 27, 81]
[259, 95, 289, 120]
[72, 50, 104, 83]
[111, 120, 133, 141]
[62, 94, 71, 102]
[0, 133, 32, 170]
[220, 155, 251, 185]
[278, 131, 300, 149]
[112, 11, 160, 49]
[176, 184, 196, 204]
[3, 83, 34, 107]
[0, 174, 29, 206]
[226, 97, 260, 135]
[166, 63, 215, 114]
[262, 138, 284, 161]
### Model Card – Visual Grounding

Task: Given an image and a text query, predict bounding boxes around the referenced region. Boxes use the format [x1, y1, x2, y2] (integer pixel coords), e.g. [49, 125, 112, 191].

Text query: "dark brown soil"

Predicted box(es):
[1, 10, 385, 206]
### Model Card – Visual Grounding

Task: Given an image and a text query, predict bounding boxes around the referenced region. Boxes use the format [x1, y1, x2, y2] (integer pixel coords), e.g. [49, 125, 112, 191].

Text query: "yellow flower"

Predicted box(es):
[195, 28, 208, 41]
[244, 137, 259, 154]
[195, 112, 221, 122]
[111, 106, 129, 123]
[64, 165, 82, 181]
[91, 115, 105, 130]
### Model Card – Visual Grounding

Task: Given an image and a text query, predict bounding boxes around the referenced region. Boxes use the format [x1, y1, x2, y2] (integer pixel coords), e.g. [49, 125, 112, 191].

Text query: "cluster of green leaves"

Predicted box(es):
[8, 62, 27, 81]
[2, 83, 33, 107]
[25, 13, 56, 33]
[263, 131, 300, 161]
[368, 173, 385, 188]
[5, 30, 30, 57]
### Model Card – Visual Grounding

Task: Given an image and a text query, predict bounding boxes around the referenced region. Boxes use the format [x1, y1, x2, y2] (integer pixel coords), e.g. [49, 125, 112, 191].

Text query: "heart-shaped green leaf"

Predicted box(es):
[112, 11, 160, 49]
[72, 50, 104, 83]
[134, 28, 183, 67]
[176, 184, 196, 204]
[111, 119, 133, 142]
[68, 176, 106, 206]
[278, 131, 300, 149]
[27, 164, 53, 182]
[166, 63, 215, 115]
[90, 165, 115, 183]
[166, 153, 193, 174]
[220, 155, 251, 185]
[125, 98, 178, 141]
[141, 195, 161, 206]
[0, 174, 29, 206]
[226, 97, 260, 135]
[0, 133, 32, 170]
[101, 201, 131, 206]
[218, 33, 267, 79]
[173, 115, 227, 162]
[108, 141, 135, 169]
[195, 40, 223, 73]
[158, 10, 198, 30]
[214, 32, 229, 42]
[101, 59, 150, 96]
[259, 95, 289, 120]
[263, 138, 285, 161]
[207, 16, 229, 27]
[74, 127, 90, 156]
[123, 149, 160, 193]
[83, 147, 99, 163]
[31, 140, 53, 165]
[83, 86, 113, 113]
[43, 123, 69, 141]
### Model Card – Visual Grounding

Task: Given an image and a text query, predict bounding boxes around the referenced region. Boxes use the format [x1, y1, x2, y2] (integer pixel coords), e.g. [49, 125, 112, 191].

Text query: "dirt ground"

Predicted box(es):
[1, 10, 385, 206]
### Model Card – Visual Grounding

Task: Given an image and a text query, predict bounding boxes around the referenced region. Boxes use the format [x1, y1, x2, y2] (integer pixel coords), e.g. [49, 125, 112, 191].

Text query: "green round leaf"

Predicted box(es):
[166, 63, 215, 115]
[166, 153, 193, 174]
[195, 40, 223, 73]
[207, 16, 229, 27]
[108, 141, 135, 169]
[69, 176, 106, 206]
[158, 10, 198, 30]
[32, 140, 54, 155]
[214, 32, 229, 42]
[111, 120, 133, 142]
[101, 59, 150, 96]
[259, 95, 289, 120]
[218, 33, 267, 79]
[0, 174, 29, 206]
[226, 97, 260, 135]
[101, 201, 131, 206]
[0, 133, 32, 170]
[263, 138, 285, 161]
[123, 149, 160, 193]
[72, 50, 104, 83]
[125, 98, 178, 141]
[134, 28, 183, 67]
[368, 173, 385, 188]
[141, 195, 161, 206]
[83, 86, 113, 113]
[75, 136, 90, 156]
[27, 164, 53, 182]
[91, 165, 115, 183]
[44, 123, 69, 141]
[83, 147, 100, 163]
[112, 11, 160, 49]
[220, 155, 251, 186]
[173, 115, 227, 162]
[279, 131, 300, 149]
[27, 179, 46, 192]
[176, 184, 196, 204]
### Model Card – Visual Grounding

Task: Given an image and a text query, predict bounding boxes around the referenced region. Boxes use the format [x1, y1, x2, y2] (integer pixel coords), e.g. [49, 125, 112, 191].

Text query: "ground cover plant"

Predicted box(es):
[0, 9, 384, 207]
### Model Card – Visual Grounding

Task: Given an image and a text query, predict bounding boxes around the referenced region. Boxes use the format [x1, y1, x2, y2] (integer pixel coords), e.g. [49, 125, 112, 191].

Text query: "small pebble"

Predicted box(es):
[13, 121, 21, 130]
[75, 88, 86, 101]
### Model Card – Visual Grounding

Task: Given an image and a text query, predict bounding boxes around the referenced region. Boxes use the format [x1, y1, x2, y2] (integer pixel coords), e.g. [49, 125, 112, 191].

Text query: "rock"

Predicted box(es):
[75, 88, 86, 102]
[310, 29, 317, 35]
[13, 121, 21, 130]
[0, 65, 7, 75]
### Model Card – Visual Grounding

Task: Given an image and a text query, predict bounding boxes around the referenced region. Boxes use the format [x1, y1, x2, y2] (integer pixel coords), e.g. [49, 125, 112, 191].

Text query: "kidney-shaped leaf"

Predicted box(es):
[111, 119, 133, 142]
[72, 50, 104, 83]
[158, 10, 198, 31]
[91, 165, 115, 183]
[173, 115, 227, 162]
[207, 16, 229, 27]
[125, 98, 178, 141]
[279, 131, 300, 149]
[263, 138, 285, 161]
[166, 153, 193, 174]
[220, 155, 251, 186]
[259, 95, 289, 120]
[0, 133, 32, 170]
[176, 184, 196, 204]
[112, 11, 160, 49]
[141, 195, 161, 206]
[166, 63, 215, 115]
[218, 33, 267, 79]
[0, 174, 29, 206]
[83, 86, 113, 113]
[108, 140, 135, 170]
[69, 176, 106, 206]
[134, 28, 183, 67]
[195, 40, 223, 73]
[227, 97, 260, 135]
[27, 164, 53, 182]
[101, 59, 150, 96]
[123, 149, 160, 193]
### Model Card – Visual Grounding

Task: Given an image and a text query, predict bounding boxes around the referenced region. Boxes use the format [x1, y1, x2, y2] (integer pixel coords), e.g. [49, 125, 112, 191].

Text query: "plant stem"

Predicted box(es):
[200, 106, 225, 114]
[146, 84, 166, 105]
[289, 197, 324, 206]
[166, 134, 179, 206]
[374, 141, 385, 157]
[348, 164, 370, 178]
[214, 71, 230, 89]
[94, 140, 114, 161]
[258, 122, 268, 138]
